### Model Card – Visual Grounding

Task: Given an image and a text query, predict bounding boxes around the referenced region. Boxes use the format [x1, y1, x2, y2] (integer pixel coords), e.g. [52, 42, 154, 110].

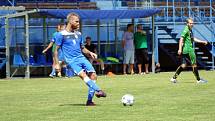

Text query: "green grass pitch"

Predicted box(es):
[0, 71, 215, 121]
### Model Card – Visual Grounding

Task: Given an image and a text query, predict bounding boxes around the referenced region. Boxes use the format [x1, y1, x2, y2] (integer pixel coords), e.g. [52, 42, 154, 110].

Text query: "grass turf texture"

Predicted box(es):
[0, 71, 214, 121]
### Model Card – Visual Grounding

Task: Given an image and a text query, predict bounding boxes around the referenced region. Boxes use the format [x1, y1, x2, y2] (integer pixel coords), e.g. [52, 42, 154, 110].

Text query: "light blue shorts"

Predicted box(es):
[67, 57, 95, 75]
[123, 50, 135, 64]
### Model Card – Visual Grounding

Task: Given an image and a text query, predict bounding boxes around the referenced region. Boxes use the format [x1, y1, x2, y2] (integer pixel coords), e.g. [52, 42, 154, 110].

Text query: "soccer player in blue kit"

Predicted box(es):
[54, 13, 106, 106]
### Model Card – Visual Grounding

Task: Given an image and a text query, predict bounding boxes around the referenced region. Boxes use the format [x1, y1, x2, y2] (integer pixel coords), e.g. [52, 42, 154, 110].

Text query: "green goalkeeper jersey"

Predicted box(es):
[134, 31, 147, 49]
[180, 25, 194, 54]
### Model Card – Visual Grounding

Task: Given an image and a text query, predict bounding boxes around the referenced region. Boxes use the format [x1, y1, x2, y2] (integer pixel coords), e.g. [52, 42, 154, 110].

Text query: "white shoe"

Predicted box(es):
[57, 72, 62, 77]
[170, 78, 177, 83]
[49, 74, 55, 78]
[197, 79, 208, 84]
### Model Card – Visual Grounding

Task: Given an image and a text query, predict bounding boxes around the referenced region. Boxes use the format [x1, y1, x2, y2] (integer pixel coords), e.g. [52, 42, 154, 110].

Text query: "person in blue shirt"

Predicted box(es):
[54, 13, 106, 106]
[42, 23, 66, 78]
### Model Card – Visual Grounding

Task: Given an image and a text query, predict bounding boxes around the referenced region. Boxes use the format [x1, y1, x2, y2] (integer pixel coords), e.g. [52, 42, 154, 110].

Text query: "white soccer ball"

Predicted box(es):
[121, 94, 134, 106]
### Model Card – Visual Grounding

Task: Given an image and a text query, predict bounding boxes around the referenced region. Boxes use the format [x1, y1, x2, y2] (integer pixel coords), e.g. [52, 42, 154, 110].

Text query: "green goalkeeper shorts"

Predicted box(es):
[181, 52, 196, 65]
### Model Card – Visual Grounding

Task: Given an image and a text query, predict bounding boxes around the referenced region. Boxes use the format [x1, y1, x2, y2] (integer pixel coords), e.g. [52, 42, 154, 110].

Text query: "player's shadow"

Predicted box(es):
[59, 104, 86, 107]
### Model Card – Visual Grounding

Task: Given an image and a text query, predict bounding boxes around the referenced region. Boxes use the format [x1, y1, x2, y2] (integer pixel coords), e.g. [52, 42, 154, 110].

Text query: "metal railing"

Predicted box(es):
[210, 20, 215, 70]
[115, 1, 215, 70]
[6, 0, 15, 6]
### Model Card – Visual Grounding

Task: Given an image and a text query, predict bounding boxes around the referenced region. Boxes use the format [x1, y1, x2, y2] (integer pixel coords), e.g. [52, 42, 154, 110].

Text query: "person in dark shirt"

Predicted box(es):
[84, 36, 105, 74]
[85, 36, 97, 63]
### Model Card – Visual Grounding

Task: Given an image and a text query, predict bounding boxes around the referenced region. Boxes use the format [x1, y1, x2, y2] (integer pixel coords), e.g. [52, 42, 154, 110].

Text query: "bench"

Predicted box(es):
[11, 53, 52, 77]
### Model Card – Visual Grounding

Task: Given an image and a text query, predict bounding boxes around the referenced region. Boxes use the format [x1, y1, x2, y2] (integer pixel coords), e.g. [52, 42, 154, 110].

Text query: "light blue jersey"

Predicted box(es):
[52, 31, 63, 61]
[55, 30, 95, 74]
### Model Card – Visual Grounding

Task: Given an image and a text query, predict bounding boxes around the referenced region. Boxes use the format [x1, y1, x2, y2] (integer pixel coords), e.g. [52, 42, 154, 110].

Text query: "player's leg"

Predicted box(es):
[123, 64, 127, 74]
[129, 64, 134, 74]
[70, 65, 99, 105]
[144, 64, 149, 74]
[70, 59, 106, 105]
[78, 71, 99, 106]
[189, 52, 200, 80]
[88, 72, 97, 80]
[173, 64, 186, 79]
[50, 56, 56, 78]
[83, 59, 106, 98]
[128, 50, 135, 74]
[171, 54, 187, 82]
[82, 72, 106, 105]
[77, 70, 100, 92]
[192, 64, 200, 80]
[193, 65, 207, 83]
[137, 64, 142, 74]
[87, 72, 106, 98]
[56, 61, 62, 77]
[143, 49, 149, 74]
[136, 49, 142, 74]
[66, 66, 75, 78]
[86, 87, 96, 106]
[61, 61, 67, 77]
[85, 72, 97, 106]
[123, 50, 129, 74]
[190, 52, 207, 83]
[56, 50, 65, 77]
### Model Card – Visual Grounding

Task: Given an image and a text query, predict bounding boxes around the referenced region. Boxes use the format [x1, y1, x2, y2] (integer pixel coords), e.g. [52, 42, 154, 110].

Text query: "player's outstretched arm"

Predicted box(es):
[194, 37, 208, 45]
[42, 42, 54, 53]
[54, 45, 60, 72]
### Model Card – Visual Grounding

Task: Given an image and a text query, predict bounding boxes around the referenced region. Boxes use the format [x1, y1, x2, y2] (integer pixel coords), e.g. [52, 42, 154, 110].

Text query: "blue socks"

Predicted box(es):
[84, 77, 101, 101]
[50, 67, 56, 76]
[87, 87, 95, 101]
[86, 80, 100, 91]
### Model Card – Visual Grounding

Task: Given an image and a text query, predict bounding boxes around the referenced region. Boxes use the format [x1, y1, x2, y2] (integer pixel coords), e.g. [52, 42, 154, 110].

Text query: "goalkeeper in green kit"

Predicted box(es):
[170, 18, 208, 83]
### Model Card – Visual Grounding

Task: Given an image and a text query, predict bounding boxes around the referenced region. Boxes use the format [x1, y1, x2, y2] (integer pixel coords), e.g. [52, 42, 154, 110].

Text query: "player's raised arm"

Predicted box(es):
[194, 37, 208, 45]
